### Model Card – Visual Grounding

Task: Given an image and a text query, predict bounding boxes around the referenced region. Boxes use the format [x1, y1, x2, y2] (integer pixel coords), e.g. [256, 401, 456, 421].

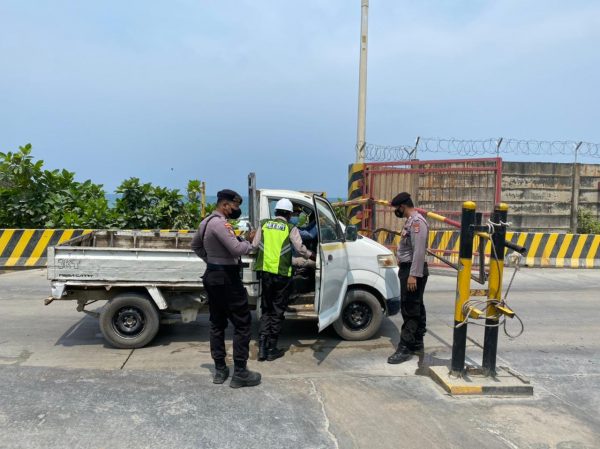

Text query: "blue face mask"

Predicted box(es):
[289, 216, 300, 226]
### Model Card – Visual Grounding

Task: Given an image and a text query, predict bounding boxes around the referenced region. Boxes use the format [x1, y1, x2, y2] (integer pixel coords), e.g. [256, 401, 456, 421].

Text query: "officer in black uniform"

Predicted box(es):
[191, 189, 261, 388]
[388, 192, 430, 364]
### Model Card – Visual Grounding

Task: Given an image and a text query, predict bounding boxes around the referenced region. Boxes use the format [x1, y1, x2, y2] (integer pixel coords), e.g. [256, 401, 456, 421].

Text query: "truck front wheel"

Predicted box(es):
[100, 293, 160, 349]
[333, 289, 383, 341]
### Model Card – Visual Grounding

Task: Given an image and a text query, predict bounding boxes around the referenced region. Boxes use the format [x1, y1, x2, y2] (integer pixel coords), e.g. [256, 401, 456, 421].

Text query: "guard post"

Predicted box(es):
[482, 203, 509, 376]
[450, 201, 477, 377]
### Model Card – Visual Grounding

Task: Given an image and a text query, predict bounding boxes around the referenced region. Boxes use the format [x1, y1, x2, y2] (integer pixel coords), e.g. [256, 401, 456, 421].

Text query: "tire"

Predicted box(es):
[99, 293, 160, 349]
[333, 289, 383, 341]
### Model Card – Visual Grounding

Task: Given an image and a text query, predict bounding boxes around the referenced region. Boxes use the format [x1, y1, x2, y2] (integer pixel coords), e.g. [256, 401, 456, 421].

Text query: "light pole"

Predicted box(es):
[356, 0, 369, 163]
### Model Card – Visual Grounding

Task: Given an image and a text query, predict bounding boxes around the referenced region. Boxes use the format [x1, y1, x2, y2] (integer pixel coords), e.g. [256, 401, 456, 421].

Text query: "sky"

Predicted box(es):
[1, 0, 599, 197]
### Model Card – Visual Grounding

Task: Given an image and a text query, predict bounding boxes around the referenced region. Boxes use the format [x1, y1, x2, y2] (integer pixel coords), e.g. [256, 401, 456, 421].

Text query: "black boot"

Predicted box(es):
[213, 360, 230, 384]
[230, 364, 262, 389]
[266, 337, 285, 361]
[387, 344, 412, 364]
[257, 335, 268, 362]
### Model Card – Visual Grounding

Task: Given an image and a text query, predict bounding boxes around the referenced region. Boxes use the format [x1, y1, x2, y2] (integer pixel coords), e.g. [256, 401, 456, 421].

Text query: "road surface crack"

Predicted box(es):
[309, 379, 340, 449]
[120, 349, 135, 370]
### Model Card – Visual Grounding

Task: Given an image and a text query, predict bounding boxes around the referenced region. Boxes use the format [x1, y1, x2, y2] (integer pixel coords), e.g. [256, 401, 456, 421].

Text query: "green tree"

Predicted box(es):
[0, 144, 111, 228]
[172, 180, 212, 229]
[1, 144, 211, 230]
[114, 178, 185, 229]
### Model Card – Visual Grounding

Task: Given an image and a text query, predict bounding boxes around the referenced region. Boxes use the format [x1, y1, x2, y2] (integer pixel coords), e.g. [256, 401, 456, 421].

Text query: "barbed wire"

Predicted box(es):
[363, 137, 600, 162]
[360, 143, 416, 161]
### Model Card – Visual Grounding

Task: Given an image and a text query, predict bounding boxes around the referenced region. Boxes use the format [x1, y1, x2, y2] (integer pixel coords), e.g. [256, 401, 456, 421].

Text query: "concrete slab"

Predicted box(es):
[429, 365, 533, 395]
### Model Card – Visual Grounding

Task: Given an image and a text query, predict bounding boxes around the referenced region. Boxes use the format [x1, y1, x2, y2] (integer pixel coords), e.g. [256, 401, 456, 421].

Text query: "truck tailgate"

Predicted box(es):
[47, 246, 205, 283]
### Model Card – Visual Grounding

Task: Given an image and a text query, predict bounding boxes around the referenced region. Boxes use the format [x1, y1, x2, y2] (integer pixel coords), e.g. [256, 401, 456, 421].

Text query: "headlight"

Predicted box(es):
[378, 254, 396, 268]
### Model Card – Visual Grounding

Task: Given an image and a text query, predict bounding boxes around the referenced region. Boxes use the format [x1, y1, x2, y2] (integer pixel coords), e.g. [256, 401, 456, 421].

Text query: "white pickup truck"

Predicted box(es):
[46, 174, 401, 349]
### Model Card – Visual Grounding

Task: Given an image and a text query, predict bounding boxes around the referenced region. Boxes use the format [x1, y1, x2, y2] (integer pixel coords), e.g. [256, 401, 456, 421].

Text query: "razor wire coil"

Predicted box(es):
[364, 138, 600, 161]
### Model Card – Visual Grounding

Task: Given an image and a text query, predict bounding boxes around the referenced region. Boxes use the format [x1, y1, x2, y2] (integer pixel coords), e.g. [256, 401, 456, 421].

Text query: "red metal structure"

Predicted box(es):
[359, 158, 502, 231]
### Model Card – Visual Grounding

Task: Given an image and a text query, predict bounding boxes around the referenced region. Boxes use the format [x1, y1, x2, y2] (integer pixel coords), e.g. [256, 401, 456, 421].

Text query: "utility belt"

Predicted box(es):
[399, 262, 428, 268]
[206, 263, 241, 273]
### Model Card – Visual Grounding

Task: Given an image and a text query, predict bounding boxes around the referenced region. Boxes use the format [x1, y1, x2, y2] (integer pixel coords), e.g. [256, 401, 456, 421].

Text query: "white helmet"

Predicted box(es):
[274, 198, 294, 212]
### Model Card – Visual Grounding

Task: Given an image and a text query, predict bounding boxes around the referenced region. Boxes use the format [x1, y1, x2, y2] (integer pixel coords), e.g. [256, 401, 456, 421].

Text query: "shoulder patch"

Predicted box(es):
[224, 221, 236, 236]
[413, 222, 420, 233]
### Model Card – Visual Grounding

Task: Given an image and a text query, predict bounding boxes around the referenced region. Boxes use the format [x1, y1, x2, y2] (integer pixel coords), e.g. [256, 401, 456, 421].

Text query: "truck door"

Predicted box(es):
[313, 196, 349, 331]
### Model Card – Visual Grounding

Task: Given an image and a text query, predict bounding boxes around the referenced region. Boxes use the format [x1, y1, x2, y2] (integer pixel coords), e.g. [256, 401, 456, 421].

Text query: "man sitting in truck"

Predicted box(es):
[290, 204, 317, 269]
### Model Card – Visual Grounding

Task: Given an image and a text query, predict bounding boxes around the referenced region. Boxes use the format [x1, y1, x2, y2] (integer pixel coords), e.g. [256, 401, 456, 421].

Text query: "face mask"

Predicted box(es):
[394, 208, 403, 218]
[289, 216, 300, 226]
[228, 207, 242, 220]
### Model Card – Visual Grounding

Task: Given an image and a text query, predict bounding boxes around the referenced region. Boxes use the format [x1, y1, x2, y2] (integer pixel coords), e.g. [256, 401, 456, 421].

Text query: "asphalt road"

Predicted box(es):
[0, 268, 599, 449]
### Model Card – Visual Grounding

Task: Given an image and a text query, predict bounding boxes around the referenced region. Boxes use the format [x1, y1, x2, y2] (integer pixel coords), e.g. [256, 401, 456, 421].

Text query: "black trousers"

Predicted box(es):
[203, 267, 251, 363]
[259, 272, 292, 340]
[399, 263, 429, 347]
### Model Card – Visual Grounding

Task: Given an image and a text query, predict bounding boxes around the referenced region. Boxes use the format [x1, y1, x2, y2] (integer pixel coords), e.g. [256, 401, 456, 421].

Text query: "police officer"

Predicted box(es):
[387, 192, 430, 364]
[252, 198, 314, 361]
[191, 189, 261, 388]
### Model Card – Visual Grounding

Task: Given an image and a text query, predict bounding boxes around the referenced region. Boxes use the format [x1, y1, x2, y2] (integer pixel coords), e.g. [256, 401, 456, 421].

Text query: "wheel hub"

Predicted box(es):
[113, 307, 146, 338]
[343, 301, 373, 331]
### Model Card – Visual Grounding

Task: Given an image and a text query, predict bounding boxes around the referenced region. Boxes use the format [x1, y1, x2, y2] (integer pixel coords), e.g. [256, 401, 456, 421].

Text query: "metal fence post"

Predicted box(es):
[482, 203, 508, 376]
[570, 142, 583, 233]
[450, 201, 476, 376]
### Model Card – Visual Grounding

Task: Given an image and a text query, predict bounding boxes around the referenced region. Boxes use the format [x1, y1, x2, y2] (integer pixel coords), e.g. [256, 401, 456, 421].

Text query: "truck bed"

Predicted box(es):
[47, 230, 205, 284]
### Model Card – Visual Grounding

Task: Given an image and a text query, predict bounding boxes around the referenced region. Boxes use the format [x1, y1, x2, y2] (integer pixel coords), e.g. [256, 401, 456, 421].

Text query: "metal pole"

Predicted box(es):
[450, 201, 476, 377]
[570, 142, 583, 233]
[248, 172, 258, 229]
[476, 212, 486, 284]
[356, 0, 369, 163]
[413, 136, 420, 160]
[482, 203, 508, 376]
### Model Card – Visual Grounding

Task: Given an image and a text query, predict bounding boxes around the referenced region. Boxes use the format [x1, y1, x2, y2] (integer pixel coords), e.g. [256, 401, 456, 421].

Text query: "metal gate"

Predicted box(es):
[359, 158, 502, 231]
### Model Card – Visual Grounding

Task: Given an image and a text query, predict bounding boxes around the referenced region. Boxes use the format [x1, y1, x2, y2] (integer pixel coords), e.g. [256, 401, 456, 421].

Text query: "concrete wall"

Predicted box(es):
[502, 161, 600, 233]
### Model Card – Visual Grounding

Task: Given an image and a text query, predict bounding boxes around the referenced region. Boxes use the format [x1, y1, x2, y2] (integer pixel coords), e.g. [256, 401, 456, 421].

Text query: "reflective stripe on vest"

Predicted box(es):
[254, 219, 293, 276]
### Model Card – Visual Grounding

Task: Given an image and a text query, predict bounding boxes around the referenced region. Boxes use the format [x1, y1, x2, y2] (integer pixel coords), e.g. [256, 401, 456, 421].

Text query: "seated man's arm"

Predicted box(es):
[289, 227, 312, 259]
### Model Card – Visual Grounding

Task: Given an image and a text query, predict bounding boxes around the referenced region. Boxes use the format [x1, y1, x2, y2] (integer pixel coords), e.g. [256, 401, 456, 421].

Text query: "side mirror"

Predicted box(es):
[344, 225, 358, 242]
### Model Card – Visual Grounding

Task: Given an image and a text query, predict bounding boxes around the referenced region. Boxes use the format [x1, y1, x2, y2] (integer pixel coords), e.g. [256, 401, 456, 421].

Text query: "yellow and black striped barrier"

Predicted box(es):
[371, 229, 600, 269]
[0, 229, 243, 268]
[4, 227, 599, 269]
[0, 229, 93, 268]
[347, 163, 365, 226]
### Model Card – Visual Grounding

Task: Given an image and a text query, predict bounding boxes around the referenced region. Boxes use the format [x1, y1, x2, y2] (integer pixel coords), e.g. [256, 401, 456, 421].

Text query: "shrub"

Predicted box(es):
[577, 208, 600, 234]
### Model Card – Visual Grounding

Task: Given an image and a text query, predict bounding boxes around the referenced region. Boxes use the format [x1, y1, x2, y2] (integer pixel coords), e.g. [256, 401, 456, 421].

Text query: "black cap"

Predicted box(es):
[391, 192, 411, 207]
[217, 189, 243, 204]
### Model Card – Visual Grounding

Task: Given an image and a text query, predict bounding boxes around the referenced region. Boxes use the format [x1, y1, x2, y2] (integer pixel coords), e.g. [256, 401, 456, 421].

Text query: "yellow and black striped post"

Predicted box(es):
[451, 201, 477, 376]
[347, 163, 365, 226]
[482, 203, 508, 376]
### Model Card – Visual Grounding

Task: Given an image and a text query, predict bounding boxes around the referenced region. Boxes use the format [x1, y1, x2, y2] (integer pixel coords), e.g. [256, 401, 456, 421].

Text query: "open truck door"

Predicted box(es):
[313, 195, 350, 331]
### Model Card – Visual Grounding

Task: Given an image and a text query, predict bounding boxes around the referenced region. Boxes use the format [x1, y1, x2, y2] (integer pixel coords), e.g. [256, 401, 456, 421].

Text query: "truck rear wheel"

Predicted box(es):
[100, 293, 160, 349]
[333, 289, 383, 341]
